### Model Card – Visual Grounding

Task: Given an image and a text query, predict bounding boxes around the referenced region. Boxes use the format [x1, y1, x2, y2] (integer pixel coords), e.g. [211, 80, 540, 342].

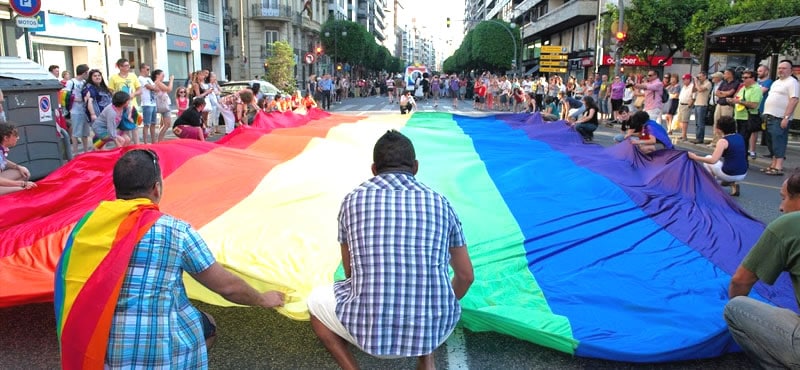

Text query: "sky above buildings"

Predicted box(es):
[406, 0, 465, 55]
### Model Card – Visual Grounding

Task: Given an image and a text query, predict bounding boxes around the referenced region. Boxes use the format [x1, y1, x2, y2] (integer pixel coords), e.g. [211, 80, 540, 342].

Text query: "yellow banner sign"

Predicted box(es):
[541, 45, 566, 53]
[540, 54, 568, 60]
[541, 61, 567, 67]
[540, 67, 567, 73]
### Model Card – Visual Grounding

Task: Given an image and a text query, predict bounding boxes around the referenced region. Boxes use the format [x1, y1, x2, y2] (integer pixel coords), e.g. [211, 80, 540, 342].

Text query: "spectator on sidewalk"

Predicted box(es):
[761, 60, 800, 177]
[730, 70, 763, 159]
[55, 149, 284, 369]
[688, 116, 747, 196]
[724, 170, 800, 368]
[634, 70, 664, 125]
[675, 74, 695, 141]
[307, 130, 473, 370]
[711, 68, 740, 146]
[692, 72, 713, 144]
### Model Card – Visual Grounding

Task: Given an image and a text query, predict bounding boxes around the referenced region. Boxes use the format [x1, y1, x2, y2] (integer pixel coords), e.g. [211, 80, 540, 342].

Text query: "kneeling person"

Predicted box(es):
[688, 116, 747, 196]
[308, 130, 474, 369]
[55, 149, 285, 368]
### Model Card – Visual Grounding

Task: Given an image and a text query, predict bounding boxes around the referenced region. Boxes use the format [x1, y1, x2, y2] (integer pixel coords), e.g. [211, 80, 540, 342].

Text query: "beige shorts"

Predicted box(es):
[307, 285, 404, 359]
[677, 104, 691, 122]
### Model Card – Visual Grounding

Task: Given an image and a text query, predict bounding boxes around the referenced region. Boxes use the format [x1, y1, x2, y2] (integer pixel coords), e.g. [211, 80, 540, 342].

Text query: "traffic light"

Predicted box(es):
[315, 45, 323, 56]
[446, 17, 451, 28]
[614, 31, 626, 43]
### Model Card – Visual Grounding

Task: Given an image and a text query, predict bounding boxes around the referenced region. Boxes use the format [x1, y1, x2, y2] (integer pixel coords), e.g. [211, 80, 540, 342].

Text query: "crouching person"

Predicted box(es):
[688, 116, 747, 196]
[55, 149, 285, 368]
[400, 91, 416, 115]
[308, 130, 474, 370]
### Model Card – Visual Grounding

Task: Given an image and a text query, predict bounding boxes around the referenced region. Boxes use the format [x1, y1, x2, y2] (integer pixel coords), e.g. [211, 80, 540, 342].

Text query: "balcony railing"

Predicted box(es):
[251, 4, 293, 19]
[522, 0, 596, 38]
[199, 11, 216, 23]
[130, 0, 149, 5]
[165, 1, 187, 15]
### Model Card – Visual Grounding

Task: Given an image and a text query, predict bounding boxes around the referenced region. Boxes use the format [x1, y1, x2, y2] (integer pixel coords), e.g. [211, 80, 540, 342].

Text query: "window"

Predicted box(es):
[199, 0, 211, 14]
[264, 30, 279, 57]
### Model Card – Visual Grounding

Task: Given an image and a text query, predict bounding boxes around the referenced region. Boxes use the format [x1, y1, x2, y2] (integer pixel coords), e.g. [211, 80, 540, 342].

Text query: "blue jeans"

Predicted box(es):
[141, 105, 157, 125]
[575, 123, 597, 139]
[694, 105, 708, 142]
[724, 296, 800, 368]
[766, 115, 789, 158]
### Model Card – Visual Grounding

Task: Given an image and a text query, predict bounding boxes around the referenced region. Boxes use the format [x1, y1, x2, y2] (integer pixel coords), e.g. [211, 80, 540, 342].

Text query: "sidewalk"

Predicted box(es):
[598, 117, 800, 173]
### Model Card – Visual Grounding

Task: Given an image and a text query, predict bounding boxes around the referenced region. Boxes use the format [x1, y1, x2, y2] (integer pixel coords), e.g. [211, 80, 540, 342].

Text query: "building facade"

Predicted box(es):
[1, 0, 224, 91]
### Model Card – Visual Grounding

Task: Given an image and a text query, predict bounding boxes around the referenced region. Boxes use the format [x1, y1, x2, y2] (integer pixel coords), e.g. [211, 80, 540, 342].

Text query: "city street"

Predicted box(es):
[4, 94, 798, 369]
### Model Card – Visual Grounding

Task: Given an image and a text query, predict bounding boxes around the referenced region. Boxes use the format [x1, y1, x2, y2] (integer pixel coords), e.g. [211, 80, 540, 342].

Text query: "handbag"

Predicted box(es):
[156, 92, 171, 114]
[118, 107, 138, 131]
[633, 94, 645, 109]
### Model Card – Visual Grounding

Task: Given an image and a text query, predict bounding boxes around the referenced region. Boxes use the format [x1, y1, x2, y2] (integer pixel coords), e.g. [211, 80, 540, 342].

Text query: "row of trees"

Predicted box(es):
[444, 0, 799, 74]
[616, 0, 800, 64]
[320, 19, 406, 75]
[442, 21, 521, 74]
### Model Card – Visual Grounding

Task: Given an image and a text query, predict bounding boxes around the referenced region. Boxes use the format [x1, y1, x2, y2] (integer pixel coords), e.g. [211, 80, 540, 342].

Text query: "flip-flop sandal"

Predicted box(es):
[760, 167, 775, 173]
[765, 168, 784, 176]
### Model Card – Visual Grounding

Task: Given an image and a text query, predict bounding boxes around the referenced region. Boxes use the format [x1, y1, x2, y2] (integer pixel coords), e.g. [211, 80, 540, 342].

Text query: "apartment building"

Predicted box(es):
[1, 0, 225, 88]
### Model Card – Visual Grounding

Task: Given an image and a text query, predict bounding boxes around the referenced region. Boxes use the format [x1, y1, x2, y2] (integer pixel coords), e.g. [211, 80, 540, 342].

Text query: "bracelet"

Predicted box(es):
[20, 181, 26, 189]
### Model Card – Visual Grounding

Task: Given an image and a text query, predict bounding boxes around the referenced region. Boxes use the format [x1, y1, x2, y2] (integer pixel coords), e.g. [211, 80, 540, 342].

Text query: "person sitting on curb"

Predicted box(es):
[620, 111, 674, 154]
[0, 122, 37, 195]
[400, 91, 417, 115]
[688, 116, 747, 196]
[724, 170, 800, 368]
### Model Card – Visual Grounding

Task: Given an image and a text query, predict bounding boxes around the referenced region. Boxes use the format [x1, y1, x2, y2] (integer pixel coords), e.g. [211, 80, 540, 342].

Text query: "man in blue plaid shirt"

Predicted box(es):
[307, 130, 474, 369]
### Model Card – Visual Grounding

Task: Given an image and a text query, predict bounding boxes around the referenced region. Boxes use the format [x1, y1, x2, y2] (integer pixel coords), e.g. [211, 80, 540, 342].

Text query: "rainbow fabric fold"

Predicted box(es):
[0, 109, 793, 362]
[54, 199, 162, 370]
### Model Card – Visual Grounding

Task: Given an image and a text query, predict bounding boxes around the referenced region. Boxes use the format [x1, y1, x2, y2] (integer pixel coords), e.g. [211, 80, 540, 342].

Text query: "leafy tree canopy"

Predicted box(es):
[266, 41, 296, 94]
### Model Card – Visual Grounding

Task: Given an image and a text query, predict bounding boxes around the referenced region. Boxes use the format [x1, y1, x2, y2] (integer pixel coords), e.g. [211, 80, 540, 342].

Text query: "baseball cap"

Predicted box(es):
[711, 72, 723, 79]
[682, 73, 692, 80]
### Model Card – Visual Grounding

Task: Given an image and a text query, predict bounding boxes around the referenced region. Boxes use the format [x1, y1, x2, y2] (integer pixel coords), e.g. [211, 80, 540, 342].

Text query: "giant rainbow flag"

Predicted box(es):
[0, 110, 794, 362]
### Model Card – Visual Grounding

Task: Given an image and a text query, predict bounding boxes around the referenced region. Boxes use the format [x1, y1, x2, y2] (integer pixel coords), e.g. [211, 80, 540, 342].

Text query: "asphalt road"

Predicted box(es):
[3, 95, 798, 369]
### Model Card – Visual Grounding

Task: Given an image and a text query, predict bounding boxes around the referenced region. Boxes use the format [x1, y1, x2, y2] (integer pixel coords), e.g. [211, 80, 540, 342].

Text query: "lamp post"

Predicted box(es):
[324, 29, 347, 76]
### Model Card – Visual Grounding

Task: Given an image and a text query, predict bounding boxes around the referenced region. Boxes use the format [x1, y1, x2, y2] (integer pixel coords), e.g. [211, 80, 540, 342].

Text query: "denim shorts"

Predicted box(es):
[141, 105, 158, 125]
[765, 115, 789, 158]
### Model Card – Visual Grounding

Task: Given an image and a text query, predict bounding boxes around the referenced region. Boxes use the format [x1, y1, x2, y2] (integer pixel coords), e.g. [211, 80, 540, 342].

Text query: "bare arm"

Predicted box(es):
[688, 139, 727, 163]
[340, 242, 352, 279]
[449, 246, 474, 300]
[728, 265, 758, 298]
[191, 262, 285, 308]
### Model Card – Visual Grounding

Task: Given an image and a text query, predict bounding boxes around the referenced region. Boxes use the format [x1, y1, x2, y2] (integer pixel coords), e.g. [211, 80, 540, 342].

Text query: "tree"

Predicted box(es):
[622, 0, 706, 65]
[265, 41, 296, 94]
[684, 0, 800, 56]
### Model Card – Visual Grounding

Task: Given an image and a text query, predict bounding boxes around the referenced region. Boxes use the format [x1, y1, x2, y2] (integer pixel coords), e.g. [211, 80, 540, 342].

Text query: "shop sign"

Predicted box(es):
[602, 54, 672, 66]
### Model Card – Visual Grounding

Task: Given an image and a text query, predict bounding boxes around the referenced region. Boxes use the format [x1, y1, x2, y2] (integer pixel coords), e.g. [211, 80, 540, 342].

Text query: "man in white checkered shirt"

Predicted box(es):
[308, 130, 475, 370]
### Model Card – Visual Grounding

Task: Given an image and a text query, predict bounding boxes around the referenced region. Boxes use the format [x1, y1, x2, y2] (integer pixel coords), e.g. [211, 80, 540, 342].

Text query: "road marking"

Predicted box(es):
[446, 326, 469, 369]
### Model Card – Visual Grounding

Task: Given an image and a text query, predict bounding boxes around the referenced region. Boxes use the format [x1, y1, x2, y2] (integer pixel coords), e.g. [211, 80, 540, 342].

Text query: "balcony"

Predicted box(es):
[293, 13, 321, 31]
[251, 4, 293, 21]
[521, 0, 596, 39]
[165, 1, 187, 15]
[199, 11, 216, 23]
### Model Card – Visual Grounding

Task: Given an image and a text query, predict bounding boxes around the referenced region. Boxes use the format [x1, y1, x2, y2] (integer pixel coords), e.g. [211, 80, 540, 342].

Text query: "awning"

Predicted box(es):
[525, 65, 539, 75]
[711, 16, 800, 38]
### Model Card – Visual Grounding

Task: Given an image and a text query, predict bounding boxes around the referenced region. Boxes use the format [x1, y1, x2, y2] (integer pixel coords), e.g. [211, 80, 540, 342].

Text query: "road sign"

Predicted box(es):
[304, 52, 315, 64]
[189, 22, 199, 41]
[15, 15, 40, 28]
[10, 0, 41, 17]
[540, 54, 567, 60]
[541, 61, 567, 67]
[541, 45, 567, 54]
[540, 67, 567, 73]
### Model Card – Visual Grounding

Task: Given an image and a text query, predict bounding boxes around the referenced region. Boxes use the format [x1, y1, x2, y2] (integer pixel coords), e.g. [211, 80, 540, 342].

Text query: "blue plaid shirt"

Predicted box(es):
[106, 214, 216, 369]
[334, 172, 467, 356]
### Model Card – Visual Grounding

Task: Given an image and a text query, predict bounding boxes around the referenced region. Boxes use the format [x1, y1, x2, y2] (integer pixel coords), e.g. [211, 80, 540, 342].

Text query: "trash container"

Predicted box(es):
[0, 56, 71, 181]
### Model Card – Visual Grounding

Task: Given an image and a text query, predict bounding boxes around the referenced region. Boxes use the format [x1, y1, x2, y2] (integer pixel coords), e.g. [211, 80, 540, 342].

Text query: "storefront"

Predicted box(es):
[601, 54, 673, 80]
[29, 13, 105, 75]
[200, 38, 220, 72]
[167, 34, 193, 88]
[118, 24, 158, 70]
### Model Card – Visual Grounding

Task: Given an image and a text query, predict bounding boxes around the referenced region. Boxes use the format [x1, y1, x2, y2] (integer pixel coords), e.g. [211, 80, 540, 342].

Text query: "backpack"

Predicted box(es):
[661, 87, 669, 103]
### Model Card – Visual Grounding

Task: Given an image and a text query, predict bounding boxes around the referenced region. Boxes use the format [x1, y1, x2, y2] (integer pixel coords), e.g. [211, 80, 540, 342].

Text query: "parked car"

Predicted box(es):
[219, 80, 280, 98]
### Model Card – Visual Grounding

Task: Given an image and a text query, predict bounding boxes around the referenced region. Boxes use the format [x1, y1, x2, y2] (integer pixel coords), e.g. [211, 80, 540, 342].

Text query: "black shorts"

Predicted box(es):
[200, 311, 217, 339]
